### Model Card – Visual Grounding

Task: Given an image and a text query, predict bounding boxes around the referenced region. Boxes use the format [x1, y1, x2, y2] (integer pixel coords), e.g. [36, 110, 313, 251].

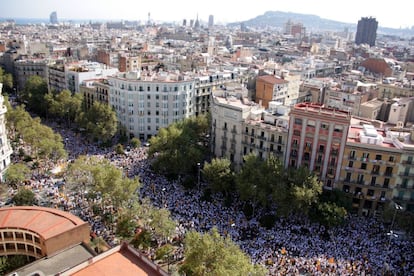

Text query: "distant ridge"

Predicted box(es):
[228, 11, 414, 36]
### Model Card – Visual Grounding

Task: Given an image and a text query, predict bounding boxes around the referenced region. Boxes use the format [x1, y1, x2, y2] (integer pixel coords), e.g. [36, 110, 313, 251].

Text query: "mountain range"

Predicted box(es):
[228, 11, 414, 37]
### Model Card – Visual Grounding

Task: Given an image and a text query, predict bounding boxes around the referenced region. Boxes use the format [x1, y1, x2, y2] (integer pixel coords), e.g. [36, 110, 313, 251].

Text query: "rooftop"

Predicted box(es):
[0, 206, 87, 240]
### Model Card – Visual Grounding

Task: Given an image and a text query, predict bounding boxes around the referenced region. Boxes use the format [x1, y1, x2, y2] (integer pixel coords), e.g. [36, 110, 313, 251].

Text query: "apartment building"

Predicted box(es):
[14, 58, 49, 91]
[338, 123, 401, 216]
[255, 75, 289, 108]
[80, 79, 110, 109]
[108, 71, 196, 140]
[386, 127, 414, 212]
[0, 83, 12, 181]
[48, 62, 66, 93]
[211, 88, 288, 169]
[66, 61, 118, 93]
[285, 103, 351, 189]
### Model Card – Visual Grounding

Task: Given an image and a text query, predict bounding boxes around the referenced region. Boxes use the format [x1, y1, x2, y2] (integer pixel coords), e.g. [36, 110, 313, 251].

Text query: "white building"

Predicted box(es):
[0, 83, 13, 182]
[108, 71, 196, 140]
[66, 61, 118, 93]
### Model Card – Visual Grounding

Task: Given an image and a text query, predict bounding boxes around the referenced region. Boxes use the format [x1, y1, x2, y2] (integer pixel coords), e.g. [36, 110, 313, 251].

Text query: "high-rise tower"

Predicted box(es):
[355, 17, 378, 47]
[50, 11, 58, 24]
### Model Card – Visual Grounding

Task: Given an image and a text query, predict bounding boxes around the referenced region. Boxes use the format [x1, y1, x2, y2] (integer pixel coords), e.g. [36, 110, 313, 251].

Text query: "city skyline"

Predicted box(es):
[1, 0, 413, 29]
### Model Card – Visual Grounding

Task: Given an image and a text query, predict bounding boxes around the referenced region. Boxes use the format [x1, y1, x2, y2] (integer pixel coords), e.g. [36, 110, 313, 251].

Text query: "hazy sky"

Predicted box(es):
[1, 0, 413, 29]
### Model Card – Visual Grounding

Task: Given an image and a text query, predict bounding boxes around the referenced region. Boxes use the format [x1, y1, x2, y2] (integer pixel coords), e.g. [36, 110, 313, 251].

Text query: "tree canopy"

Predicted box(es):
[45, 89, 82, 127]
[179, 227, 267, 276]
[76, 101, 118, 143]
[21, 75, 48, 115]
[202, 157, 234, 195]
[149, 115, 209, 177]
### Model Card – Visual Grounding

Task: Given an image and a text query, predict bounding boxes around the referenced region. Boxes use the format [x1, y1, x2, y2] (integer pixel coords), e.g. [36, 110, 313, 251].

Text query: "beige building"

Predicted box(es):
[211, 87, 288, 169]
[338, 123, 401, 216]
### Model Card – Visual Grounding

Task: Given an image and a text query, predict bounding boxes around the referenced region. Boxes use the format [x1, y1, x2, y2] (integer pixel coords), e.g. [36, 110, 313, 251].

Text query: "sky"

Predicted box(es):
[1, 0, 413, 29]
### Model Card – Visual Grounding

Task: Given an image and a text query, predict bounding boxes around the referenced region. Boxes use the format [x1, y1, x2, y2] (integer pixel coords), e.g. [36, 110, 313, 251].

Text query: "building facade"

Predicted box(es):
[255, 75, 289, 109]
[108, 72, 196, 140]
[355, 17, 378, 47]
[211, 89, 288, 169]
[285, 103, 351, 189]
[338, 124, 401, 216]
[0, 83, 12, 182]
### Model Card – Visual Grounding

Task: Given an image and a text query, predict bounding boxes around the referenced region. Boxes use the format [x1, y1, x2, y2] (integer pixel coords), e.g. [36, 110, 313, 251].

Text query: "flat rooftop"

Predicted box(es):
[12, 243, 95, 276]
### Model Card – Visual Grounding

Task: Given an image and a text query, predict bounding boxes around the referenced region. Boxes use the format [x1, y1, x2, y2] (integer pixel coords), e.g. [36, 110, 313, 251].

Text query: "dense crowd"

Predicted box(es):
[8, 123, 414, 275]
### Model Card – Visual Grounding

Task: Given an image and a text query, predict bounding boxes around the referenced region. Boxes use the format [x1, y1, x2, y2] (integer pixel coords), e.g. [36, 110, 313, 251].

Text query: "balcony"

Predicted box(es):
[399, 172, 414, 178]
[402, 160, 414, 165]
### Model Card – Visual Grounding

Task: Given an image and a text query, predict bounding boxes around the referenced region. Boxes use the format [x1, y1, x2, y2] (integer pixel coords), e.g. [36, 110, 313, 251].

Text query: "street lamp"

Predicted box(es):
[384, 202, 403, 273]
[197, 162, 201, 195]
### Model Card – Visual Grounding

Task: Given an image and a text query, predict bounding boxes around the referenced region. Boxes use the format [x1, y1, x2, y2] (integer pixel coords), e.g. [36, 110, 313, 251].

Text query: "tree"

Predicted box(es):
[0, 68, 13, 94]
[130, 137, 141, 148]
[286, 166, 323, 215]
[5, 101, 67, 161]
[4, 163, 30, 188]
[115, 143, 125, 155]
[310, 202, 347, 228]
[149, 115, 209, 177]
[179, 228, 267, 276]
[12, 188, 36, 206]
[21, 75, 48, 115]
[65, 156, 140, 209]
[148, 207, 176, 247]
[202, 158, 234, 195]
[45, 89, 82, 127]
[76, 101, 118, 143]
[235, 154, 287, 217]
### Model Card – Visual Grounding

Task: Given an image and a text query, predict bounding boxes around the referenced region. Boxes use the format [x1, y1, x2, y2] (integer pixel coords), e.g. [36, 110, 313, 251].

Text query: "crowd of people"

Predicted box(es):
[8, 122, 414, 275]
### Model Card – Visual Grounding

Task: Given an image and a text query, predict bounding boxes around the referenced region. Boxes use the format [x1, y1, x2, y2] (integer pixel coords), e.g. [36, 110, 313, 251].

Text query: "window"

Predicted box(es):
[389, 156, 395, 162]
[357, 174, 364, 184]
[372, 165, 380, 174]
[293, 130, 301, 136]
[319, 145, 325, 152]
[348, 161, 353, 168]
[383, 178, 390, 188]
[362, 152, 369, 159]
[295, 118, 302, 125]
[375, 154, 382, 160]
[371, 176, 376, 186]
[349, 150, 356, 159]
[360, 163, 367, 170]
[385, 167, 393, 176]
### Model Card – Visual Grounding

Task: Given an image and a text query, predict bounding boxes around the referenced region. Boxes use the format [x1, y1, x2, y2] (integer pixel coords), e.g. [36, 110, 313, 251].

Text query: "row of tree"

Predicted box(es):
[148, 115, 350, 227]
[21, 75, 118, 143]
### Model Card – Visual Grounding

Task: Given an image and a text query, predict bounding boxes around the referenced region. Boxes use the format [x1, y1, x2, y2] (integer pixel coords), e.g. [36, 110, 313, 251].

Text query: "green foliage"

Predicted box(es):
[65, 156, 140, 209]
[4, 163, 30, 187]
[130, 229, 154, 250]
[310, 202, 347, 228]
[130, 137, 141, 148]
[235, 154, 285, 210]
[202, 158, 234, 195]
[319, 188, 353, 211]
[21, 75, 48, 115]
[116, 213, 139, 239]
[45, 89, 82, 127]
[0, 67, 14, 93]
[76, 101, 118, 143]
[115, 143, 125, 155]
[12, 187, 36, 206]
[180, 228, 267, 276]
[148, 115, 209, 176]
[155, 244, 174, 260]
[5, 102, 67, 161]
[0, 255, 30, 275]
